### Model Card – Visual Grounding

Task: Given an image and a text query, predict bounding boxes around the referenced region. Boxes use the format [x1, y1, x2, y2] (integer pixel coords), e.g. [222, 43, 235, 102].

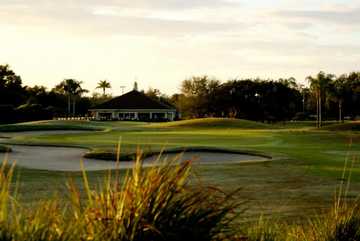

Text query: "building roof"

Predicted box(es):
[92, 90, 175, 110]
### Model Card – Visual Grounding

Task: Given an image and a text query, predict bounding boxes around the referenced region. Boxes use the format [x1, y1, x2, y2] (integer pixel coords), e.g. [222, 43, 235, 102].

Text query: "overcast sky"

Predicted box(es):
[1, 0, 359, 95]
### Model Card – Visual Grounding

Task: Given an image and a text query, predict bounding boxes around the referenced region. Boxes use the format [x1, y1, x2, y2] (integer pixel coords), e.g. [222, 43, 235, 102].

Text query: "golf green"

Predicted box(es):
[1, 118, 359, 221]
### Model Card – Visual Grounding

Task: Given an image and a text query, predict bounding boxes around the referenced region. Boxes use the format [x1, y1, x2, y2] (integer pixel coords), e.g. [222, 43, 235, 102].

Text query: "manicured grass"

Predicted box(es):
[4, 119, 360, 180]
[149, 117, 274, 129]
[0, 120, 106, 132]
[2, 118, 360, 221]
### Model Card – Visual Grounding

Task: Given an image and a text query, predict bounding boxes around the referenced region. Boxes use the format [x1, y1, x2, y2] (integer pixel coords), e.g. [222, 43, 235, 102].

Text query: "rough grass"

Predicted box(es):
[239, 162, 360, 241]
[149, 118, 274, 129]
[0, 154, 240, 241]
[239, 201, 360, 241]
[322, 121, 360, 131]
[2, 150, 360, 240]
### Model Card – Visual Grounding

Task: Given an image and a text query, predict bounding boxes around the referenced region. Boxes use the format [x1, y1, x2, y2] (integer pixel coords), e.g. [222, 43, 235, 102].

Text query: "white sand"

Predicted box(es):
[0, 131, 269, 172]
[0, 145, 269, 171]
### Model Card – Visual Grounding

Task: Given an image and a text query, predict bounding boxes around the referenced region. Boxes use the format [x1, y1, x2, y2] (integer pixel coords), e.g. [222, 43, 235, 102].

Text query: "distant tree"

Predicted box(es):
[307, 72, 335, 127]
[345, 72, 360, 119]
[278, 77, 298, 89]
[213, 79, 302, 121]
[25, 85, 47, 104]
[55, 79, 88, 115]
[145, 87, 174, 109]
[72, 84, 88, 115]
[0, 64, 26, 106]
[90, 92, 112, 107]
[96, 80, 111, 96]
[301, 87, 311, 113]
[329, 75, 348, 122]
[180, 76, 220, 117]
[146, 88, 161, 99]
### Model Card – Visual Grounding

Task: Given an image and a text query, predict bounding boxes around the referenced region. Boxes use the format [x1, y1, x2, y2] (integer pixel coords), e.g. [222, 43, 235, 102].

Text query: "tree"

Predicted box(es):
[146, 88, 161, 99]
[72, 84, 88, 115]
[180, 76, 220, 117]
[90, 92, 112, 107]
[307, 72, 335, 128]
[278, 77, 298, 89]
[345, 72, 360, 119]
[55, 79, 88, 115]
[96, 80, 111, 96]
[329, 75, 348, 122]
[0, 64, 26, 106]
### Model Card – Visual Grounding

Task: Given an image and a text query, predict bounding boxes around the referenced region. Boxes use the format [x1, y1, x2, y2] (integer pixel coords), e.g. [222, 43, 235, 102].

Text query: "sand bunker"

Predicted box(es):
[0, 145, 269, 172]
[0, 131, 270, 171]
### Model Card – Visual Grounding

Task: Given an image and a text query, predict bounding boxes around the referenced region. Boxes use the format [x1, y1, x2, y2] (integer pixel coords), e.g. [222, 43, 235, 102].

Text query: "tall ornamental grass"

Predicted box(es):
[0, 151, 239, 241]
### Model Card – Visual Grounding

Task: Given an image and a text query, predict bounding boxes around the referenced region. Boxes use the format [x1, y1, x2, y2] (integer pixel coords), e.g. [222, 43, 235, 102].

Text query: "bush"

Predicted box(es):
[15, 103, 53, 122]
[292, 112, 313, 121]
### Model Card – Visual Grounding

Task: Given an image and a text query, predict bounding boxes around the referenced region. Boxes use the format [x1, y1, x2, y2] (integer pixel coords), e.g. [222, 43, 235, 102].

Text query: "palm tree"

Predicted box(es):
[72, 83, 88, 115]
[96, 80, 111, 95]
[330, 75, 348, 123]
[55, 79, 88, 115]
[307, 72, 334, 128]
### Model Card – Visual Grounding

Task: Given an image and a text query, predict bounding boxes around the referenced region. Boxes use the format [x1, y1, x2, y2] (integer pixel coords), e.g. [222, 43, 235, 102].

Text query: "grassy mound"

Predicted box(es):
[0, 120, 105, 132]
[150, 118, 273, 129]
[322, 121, 360, 131]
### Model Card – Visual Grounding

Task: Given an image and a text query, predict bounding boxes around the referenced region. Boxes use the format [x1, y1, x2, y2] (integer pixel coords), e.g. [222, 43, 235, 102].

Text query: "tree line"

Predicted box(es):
[1, 64, 360, 125]
[170, 73, 360, 125]
[0, 65, 113, 123]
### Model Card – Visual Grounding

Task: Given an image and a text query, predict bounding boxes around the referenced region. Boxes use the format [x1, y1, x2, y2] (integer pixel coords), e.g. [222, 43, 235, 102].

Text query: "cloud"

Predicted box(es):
[0, 0, 240, 13]
[1, 0, 359, 93]
[276, 7, 360, 27]
[0, 0, 246, 37]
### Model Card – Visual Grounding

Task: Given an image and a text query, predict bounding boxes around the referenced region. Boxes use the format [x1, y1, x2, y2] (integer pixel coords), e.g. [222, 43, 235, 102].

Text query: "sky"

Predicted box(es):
[0, 0, 359, 95]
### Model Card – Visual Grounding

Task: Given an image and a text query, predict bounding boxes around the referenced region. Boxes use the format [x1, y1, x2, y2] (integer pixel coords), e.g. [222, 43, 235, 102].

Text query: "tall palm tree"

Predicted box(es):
[96, 80, 111, 95]
[72, 83, 88, 115]
[55, 79, 88, 115]
[330, 75, 347, 123]
[307, 72, 334, 128]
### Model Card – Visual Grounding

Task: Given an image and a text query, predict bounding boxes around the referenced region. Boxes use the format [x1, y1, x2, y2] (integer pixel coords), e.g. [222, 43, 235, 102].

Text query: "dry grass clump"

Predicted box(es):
[238, 153, 360, 241]
[0, 151, 239, 241]
[237, 200, 360, 241]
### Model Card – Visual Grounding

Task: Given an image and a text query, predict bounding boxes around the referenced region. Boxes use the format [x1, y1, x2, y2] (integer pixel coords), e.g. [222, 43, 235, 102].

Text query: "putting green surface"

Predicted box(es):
[1, 118, 360, 221]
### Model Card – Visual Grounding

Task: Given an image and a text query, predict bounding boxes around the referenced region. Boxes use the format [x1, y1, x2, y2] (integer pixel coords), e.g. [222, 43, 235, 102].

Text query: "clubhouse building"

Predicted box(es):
[89, 86, 177, 121]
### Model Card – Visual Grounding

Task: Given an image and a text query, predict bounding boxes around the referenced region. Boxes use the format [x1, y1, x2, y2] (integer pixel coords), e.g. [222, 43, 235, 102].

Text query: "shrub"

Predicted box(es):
[66, 151, 239, 241]
[0, 151, 239, 241]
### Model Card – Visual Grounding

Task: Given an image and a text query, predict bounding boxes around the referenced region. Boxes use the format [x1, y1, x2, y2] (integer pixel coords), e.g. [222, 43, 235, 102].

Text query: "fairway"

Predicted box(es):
[1, 118, 360, 221]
